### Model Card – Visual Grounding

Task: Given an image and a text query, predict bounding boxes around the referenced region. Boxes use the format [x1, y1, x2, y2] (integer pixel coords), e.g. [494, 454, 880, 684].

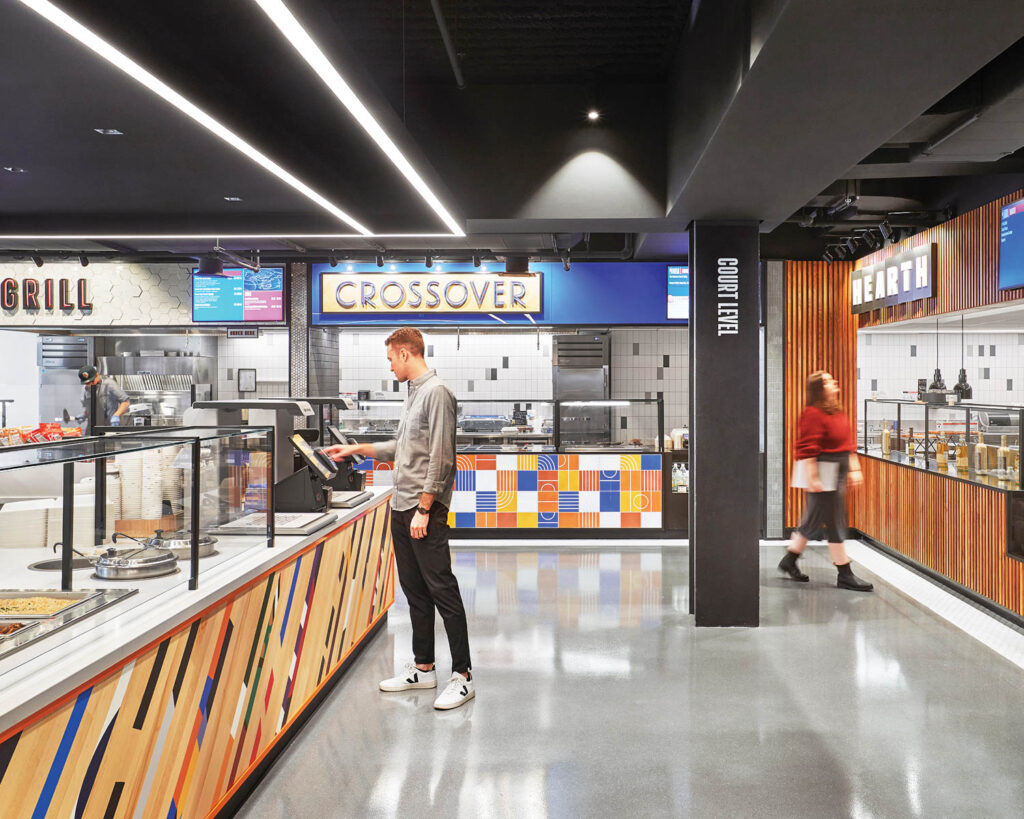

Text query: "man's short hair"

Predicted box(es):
[385, 327, 425, 358]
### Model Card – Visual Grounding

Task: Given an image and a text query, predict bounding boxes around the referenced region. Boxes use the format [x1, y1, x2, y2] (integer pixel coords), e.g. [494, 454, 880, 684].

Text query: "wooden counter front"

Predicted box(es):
[854, 454, 1024, 617]
[0, 496, 394, 818]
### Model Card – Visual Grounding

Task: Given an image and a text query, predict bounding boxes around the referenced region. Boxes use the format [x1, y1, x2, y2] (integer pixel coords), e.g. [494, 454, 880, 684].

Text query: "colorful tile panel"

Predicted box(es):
[355, 454, 662, 529]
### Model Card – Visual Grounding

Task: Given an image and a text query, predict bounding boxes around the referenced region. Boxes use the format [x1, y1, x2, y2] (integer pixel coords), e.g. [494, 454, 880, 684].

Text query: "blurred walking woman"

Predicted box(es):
[779, 371, 874, 591]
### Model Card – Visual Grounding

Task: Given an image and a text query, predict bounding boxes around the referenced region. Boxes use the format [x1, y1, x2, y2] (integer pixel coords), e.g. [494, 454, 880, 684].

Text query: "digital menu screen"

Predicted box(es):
[667, 265, 689, 320]
[999, 198, 1024, 290]
[192, 267, 285, 322]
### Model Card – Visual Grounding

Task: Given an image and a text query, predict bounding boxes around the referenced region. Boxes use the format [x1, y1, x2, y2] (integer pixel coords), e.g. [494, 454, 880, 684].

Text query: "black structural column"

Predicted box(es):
[688, 221, 760, 627]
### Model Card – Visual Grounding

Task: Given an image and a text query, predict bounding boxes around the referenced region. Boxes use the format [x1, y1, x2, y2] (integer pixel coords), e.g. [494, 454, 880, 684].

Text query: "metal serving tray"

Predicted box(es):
[0, 589, 103, 621]
[0, 588, 138, 661]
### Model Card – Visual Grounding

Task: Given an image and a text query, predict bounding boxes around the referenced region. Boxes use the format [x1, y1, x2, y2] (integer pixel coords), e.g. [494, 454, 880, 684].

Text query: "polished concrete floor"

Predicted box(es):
[237, 542, 1024, 818]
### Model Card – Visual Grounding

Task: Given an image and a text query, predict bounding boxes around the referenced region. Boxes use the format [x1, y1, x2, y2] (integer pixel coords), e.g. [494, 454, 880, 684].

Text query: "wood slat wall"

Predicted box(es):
[783, 260, 857, 528]
[857, 185, 1024, 325]
[854, 456, 1024, 617]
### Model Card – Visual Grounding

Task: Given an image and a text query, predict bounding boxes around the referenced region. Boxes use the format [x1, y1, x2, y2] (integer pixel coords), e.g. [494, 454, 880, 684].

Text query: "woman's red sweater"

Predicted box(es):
[795, 405, 855, 459]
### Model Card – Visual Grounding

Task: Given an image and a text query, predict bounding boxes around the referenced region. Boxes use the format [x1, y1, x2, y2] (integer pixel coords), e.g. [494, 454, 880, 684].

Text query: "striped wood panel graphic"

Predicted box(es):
[856, 186, 1024, 325]
[854, 457, 1024, 616]
[0, 497, 394, 819]
[783, 260, 857, 528]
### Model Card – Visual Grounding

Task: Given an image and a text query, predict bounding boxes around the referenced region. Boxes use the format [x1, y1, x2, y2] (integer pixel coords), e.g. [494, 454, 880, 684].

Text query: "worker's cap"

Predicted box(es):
[77, 365, 98, 383]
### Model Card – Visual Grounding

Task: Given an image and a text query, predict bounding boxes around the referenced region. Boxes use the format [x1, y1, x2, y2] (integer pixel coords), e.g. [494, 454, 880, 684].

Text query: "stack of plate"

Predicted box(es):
[106, 470, 122, 522]
[140, 451, 164, 518]
[117, 453, 144, 519]
[0, 499, 51, 549]
[161, 446, 183, 513]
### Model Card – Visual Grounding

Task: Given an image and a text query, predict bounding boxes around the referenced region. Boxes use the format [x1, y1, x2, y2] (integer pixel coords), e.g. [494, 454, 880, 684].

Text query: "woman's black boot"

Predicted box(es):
[778, 549, 809, 582]
[835, 561, 873, 592]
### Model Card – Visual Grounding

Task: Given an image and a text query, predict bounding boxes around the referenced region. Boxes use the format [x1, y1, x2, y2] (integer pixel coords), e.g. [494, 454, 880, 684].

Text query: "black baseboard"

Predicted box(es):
[451, 528, 687, 540]
[851, 528, 1024, 632]
[215, 614, 388, 818]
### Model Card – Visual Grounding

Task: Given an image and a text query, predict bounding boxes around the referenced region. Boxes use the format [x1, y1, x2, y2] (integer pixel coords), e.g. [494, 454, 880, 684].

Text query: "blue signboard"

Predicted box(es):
[999, 197, 1024, 290]
[310, 261, 688, 326]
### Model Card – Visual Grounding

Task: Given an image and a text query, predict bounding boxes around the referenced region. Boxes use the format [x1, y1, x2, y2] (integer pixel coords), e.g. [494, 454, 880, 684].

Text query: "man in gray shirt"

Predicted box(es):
[78, 365, 130, 426]
[325, 327, 473, 710]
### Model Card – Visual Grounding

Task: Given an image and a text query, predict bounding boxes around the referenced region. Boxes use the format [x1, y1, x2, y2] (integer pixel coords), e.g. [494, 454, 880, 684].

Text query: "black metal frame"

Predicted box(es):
[2, 426, 275, 591]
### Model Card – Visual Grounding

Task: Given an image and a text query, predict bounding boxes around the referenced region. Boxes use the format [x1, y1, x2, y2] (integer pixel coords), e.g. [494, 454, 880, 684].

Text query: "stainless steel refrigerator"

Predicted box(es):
[552, 333, 610, 445]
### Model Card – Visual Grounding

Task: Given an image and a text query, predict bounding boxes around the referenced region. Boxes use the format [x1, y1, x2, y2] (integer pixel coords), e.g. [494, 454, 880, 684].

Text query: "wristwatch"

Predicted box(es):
[416, 506, 431, 515]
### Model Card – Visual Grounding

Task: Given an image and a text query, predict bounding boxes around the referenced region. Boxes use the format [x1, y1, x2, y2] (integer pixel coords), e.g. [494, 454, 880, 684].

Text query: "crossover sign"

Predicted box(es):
[319, 272, 542, 314]
[851, 244, 936, 314]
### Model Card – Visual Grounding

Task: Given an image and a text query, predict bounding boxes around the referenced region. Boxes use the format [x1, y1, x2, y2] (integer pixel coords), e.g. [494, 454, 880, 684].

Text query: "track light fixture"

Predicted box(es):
[375, 253, 385, 268]
[879, 220, 893, 243]
[561, 250, 571, 272]
[844, 237, 857, 254]
[822, 249, 835, 263]
[832, 245, 848, 260]
[328, 251, 338, 267]
[799, 208, 818, 228]
[78, 253, 89, 267]
[472, 254, 481, 268]
[425, 254, 433, 268]
[862, 232, 879, 251]
[31, 254, 43, 268]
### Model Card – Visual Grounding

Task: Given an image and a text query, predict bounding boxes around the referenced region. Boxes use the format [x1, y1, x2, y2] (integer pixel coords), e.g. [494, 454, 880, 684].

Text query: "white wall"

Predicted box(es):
[338, 327, 689, 441]
[857, 331, 1024, 408]
[0, 330, 39, 426]
[217, 331, 290, 400]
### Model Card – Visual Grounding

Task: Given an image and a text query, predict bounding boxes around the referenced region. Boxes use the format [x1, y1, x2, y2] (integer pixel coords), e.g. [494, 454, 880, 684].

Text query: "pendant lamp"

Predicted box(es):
[954, 314, 973, 400]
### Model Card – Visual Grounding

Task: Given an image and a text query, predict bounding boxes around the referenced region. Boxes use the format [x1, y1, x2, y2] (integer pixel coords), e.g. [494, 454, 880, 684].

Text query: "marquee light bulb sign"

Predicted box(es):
[319, 271, 542, 314]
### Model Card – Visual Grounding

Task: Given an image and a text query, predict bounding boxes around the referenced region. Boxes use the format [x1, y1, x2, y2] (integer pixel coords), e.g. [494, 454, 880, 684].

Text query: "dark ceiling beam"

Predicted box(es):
[660, 0, 1024, 233]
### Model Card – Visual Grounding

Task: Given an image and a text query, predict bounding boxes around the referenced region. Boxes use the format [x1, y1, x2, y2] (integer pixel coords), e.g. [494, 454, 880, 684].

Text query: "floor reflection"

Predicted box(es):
[238, 543, 1024, 819]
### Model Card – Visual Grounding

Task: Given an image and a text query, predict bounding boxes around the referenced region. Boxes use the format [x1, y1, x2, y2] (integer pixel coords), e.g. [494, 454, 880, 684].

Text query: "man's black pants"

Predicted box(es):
[391, 504, 472, 675]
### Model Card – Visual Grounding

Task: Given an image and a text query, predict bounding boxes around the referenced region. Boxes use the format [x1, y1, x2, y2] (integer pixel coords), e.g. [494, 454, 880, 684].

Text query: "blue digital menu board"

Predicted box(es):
[192, 267, 285, 322]
[667, 265, 689, 320]
[999, 197, 1024, 290]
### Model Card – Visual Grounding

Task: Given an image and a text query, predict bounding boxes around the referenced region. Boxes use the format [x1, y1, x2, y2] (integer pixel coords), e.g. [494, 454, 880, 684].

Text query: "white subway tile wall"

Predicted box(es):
[857, 331, 1024, 411]
[338, 328, 689, 439]
[217, 330, 290, 400]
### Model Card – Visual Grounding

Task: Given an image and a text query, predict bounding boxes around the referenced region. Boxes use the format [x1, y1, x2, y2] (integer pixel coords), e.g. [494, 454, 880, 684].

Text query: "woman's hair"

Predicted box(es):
[806, 370, 841, 414]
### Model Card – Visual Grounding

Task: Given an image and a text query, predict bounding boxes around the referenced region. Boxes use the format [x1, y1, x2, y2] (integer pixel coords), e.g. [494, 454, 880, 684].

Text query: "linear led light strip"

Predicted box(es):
[16, 0, 373, 234]
[254, 0, 465, 237]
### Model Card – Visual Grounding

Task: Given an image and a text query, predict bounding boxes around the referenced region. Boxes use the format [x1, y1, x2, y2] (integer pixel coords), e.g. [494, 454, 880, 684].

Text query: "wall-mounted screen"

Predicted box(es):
[999, 197, 1024, 290]
[667, 265, 689, 320]
[192, 267, 285, 322]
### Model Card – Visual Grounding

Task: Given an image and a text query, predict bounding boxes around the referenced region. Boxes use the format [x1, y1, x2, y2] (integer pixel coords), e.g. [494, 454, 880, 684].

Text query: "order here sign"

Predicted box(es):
[319, 272, 542, 314]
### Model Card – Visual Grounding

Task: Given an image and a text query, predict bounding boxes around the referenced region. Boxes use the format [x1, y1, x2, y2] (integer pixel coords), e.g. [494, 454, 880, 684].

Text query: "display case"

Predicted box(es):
[335, 397, 665, 453]
[556, 398, 665, 452]
[861, 398, 1022, 487]
[0, 427, 273, 622]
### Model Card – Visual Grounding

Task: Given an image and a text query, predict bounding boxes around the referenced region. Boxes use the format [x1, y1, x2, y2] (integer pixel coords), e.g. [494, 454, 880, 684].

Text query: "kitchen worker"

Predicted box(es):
[324, 327, 474, 710]
[77, 364, 130, 427]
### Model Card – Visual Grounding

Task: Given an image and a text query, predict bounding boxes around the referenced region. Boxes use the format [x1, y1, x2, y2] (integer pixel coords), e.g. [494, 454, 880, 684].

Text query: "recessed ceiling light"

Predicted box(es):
[93, 128, 123, 135]
[254, 0, 464, 237]
[587, 109, 601, 121]
[18, 0, 370, 235]
[3, 166, 26, 173]
[223, 196, 243, 202]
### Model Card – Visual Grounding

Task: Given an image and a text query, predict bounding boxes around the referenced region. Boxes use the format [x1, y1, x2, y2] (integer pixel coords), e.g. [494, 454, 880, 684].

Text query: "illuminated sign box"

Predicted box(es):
[850, 244, 935, 314]
[319, 272, 542, 314]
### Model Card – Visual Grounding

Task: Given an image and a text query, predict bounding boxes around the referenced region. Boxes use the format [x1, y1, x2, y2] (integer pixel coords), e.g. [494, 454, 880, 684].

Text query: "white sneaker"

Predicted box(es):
[379, 662, 437, 692]
[433, 672, 475, 710]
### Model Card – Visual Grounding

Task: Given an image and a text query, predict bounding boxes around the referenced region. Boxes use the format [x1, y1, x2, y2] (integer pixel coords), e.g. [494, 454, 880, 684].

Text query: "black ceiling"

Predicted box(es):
[3, 0, 1024, 263]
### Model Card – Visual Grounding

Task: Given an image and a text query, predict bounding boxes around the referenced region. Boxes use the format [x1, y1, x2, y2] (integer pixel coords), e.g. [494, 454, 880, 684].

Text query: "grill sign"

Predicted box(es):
[320, 272, 542, 314]
[1, 276, 92, 312]
[851, 244, 935, 314]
